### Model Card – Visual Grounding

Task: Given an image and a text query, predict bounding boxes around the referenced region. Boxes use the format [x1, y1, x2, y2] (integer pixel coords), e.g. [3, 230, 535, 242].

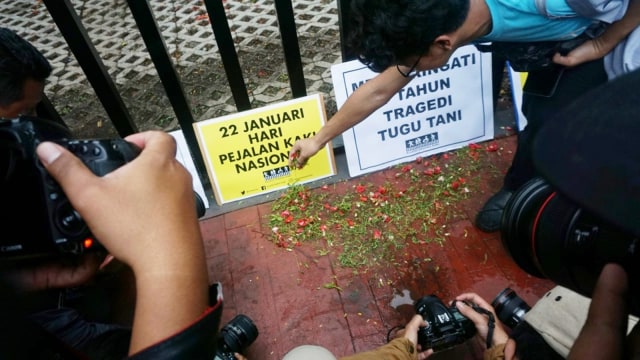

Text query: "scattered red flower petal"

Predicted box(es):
[486, 142, 499, 152]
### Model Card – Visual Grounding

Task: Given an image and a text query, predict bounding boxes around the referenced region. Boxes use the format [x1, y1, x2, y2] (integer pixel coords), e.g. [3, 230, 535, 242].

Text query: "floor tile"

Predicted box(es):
[201, 135, 555, 359]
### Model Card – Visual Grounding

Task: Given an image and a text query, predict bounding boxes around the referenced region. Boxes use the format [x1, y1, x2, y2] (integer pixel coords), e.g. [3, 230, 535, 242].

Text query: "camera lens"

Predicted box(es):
[500, 177, 552, 278]
[218, 314, 259, 355]
[491, 288, 530, 329]
[501, 177, 640, 313]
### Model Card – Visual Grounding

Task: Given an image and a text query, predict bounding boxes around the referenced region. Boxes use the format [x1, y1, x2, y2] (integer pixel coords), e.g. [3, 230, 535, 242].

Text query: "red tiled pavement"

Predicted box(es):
[199, 135, 555, 359]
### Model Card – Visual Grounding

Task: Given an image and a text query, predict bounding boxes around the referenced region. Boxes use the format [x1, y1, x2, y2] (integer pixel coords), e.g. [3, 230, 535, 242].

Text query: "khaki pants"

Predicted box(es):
[524, 286, 639, 357]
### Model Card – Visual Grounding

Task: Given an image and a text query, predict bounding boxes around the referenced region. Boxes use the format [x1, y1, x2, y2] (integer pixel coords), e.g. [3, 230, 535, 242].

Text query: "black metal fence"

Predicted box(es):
[36, 0, 503, 214]
[40, 0, 320, 202]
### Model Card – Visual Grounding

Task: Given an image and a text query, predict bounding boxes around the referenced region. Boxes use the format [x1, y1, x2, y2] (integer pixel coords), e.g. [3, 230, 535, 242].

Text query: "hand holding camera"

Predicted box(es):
[0, 116, 205, 262]
[37, 129, 211, 353]
[414, 294, 511, 353]
[454, 293, 510, 348]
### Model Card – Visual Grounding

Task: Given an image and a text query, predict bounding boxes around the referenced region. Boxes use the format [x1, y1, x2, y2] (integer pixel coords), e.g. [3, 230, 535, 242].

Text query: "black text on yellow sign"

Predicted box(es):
[194, 94, 336, 205]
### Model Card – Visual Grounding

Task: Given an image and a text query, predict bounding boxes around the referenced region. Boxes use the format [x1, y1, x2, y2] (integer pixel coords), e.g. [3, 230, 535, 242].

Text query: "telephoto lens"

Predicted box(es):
[215, 314, 259, 360]
[491, 288, 531, 329]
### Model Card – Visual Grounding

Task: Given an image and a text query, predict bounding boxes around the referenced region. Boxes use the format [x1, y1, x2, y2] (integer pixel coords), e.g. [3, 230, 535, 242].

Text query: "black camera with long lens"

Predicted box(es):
[415, 295, 476, 352]
[214, 314, 259, 360]
[0, 116, 205, 262]
[491, 288, 531, 329]
[501, 176, 640, 313]
[499, 67, 640, 315]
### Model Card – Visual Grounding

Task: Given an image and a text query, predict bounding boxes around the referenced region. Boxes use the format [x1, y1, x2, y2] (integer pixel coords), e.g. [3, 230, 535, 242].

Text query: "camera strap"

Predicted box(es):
[472, 305, 496, 349]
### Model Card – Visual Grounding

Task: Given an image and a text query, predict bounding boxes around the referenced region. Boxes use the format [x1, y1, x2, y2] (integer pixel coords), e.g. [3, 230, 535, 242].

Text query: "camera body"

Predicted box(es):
[0, 116, 140, 261]
[214, 314, 259, 360]
[415, 295, 476, 352]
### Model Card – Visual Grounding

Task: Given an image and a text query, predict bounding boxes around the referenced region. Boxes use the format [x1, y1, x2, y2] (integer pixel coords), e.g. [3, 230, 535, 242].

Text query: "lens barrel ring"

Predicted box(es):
[501, 178, 554, 277]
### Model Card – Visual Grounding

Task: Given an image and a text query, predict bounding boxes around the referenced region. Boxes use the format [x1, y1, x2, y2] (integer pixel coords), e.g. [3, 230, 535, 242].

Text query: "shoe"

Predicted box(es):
[475, 189, 514, 232]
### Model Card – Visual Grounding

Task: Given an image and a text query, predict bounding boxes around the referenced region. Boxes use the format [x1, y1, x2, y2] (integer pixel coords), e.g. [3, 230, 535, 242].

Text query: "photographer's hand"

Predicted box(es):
[568, 263, 640, 359]
[341, 314, 433, 359]
[396, 314, 434, 359]
[0, 252, 104, 292]
[36, 131, 209, 354]
[455, 293, 510, 348]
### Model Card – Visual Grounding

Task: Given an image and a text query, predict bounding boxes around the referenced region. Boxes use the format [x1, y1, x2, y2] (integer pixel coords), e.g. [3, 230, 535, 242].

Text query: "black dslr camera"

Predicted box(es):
[0, 116, 204, 262]
[0, 116, 139, 261]
[214, 314, 259, 360]
[415, 295, 476, 352]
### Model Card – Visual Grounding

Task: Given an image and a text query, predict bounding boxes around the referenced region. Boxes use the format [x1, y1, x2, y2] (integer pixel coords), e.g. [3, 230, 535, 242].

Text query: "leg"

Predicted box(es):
[475, 60, 607, 232]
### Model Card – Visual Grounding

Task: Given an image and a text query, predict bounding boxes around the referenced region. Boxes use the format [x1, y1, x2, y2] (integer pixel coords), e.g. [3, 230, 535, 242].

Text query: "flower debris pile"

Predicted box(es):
[269, 142, 503, 269]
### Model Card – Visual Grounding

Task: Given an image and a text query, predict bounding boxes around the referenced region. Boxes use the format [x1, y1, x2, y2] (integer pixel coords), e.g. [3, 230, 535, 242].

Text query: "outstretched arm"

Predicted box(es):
[289, 66, 412, 168]
[36, 131, 209, 355]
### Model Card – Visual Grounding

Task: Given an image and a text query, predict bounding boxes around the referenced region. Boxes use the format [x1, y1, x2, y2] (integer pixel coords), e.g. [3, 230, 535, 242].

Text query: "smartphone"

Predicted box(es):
[523, 66, 565, 97]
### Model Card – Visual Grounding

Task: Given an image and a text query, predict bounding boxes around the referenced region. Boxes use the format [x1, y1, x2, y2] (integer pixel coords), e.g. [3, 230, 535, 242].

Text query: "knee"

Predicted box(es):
[282, 345, 337, 360]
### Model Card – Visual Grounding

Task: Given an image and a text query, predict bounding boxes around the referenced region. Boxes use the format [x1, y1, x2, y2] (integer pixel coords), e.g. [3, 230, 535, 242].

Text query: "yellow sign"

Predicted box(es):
[194, 94, 336, 205]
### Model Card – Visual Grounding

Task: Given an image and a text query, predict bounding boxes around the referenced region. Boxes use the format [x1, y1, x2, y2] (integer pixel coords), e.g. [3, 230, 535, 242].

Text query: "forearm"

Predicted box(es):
[595, 0, 640, 53]
[315, 67, 411, 146]
[128, 227, 209, 354]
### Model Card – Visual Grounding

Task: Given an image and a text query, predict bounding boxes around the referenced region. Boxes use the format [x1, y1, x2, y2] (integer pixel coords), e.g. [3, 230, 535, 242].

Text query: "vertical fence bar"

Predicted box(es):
[42, 0, 137, 137]
[274, 0, 306, 98]
[125, 0, 210, 192]
[203, 0, 252, 112]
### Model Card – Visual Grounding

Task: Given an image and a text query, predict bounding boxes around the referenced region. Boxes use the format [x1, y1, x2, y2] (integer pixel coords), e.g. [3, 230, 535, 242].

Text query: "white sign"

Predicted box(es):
[170, 129, 210, 209]
[331, 45, 494, 177]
